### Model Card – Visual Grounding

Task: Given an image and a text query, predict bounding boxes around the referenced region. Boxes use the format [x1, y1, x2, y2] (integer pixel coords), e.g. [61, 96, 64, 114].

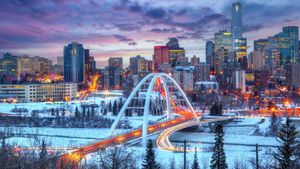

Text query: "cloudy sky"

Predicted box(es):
[0, 0, 299, 67]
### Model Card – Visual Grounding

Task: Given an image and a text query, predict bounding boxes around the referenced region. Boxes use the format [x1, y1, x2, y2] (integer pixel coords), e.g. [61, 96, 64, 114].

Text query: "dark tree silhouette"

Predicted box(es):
[142, 140, 160, 169]
[191, 149, 200, 169]
[210, 123, 227, 169]
[274, 117, 298, 169]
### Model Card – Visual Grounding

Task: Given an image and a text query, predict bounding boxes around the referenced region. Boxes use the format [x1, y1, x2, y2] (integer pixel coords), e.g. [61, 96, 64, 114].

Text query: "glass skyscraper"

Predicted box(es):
[64, 42, 85, 83]
[283, 26, 299, 63]
[275, 32, 290, 65]
[231, 2, 242, 49]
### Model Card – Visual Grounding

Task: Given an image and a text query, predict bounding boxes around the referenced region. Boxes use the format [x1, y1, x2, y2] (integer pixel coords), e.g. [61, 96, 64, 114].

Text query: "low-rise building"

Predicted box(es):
[0, 83, 77, 102]
[172, 66, 194, 92]
[195, 81, 219, 92]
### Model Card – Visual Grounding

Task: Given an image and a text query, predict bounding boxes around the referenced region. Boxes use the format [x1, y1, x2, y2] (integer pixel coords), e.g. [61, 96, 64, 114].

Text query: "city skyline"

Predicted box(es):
[1, 0, 300, 67]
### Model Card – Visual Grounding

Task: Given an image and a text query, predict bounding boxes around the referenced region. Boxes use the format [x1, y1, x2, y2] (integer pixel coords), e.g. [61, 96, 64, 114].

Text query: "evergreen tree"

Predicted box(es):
[62, 108, 65, 117]
[268, 111, 279, 136]
[56, 109, 59, 117]
[82, 107, 86, 118]
[210, 123, 227, 169]
[0, 138, 8, 169]
[274, 117, 298, 169]
[87, 109, 91, 119]
[39, 140, 48, 169]
[51, 108, 55, 116]
[75, 107, 79, 118]
[113, 100, 118, 116]
[108, 101, 112, 112]
[91, 106, 95, 118]
[192, 149, 200, 169]
[142, 140, 160, 169]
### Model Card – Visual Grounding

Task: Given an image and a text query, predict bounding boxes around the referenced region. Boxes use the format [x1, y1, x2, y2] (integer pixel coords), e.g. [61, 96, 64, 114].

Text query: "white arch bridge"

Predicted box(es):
[59, 73, 226, 168]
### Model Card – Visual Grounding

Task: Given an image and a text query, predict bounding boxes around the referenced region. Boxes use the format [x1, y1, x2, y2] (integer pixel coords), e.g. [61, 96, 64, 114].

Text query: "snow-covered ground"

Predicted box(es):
[0, 95, 121, 116]
[2, 112, 300, 168]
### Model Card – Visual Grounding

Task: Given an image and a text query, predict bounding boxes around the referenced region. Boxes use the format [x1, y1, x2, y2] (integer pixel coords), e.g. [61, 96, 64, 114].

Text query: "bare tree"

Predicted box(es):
[233, 157, 248, 169]
[201, 157, 209, 169]
[98, 145, 138, 169]
[169, 156, 176, 169]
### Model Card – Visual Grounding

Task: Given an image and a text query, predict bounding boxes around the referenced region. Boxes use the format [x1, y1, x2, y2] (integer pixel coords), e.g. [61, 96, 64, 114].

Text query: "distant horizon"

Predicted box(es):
[1, 0, 300, 67]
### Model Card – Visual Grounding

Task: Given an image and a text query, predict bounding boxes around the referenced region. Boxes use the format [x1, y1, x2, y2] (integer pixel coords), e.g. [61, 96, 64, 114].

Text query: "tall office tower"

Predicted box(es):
[130, 55, 149, 74]
[233, 70, 246, 93]
[0, 53, 17, 82]
[206, 40, 215, 70]
[172, 66, 194, 92]
[275, 32, 291, 65]
[17, 55, 32, 80]
[84, 49, 90, 82]
[283, 26, 299, 63]
[254, 39, 268, 51]
[194, 62, 210, 81]
[103, 66, 122, 90]
[214, 31, 232, 50]
[215, 47, 229, 75]
[31, 56, 53, 75]
[88, 56, 96, 75]
[264, 37, 280, 77]
[166, 38, 185, 67]
[57, 56, 64, 66]
[108, 57, 123, 69]
[285, 63, 300, 88]
[231, 2, 243, 49]
[248, 51, 265, 70]
[64, 42, 85, 83]
[153, 46, 170, 71]
[191, 55, 200, 66]
[235, 37, 247, 69]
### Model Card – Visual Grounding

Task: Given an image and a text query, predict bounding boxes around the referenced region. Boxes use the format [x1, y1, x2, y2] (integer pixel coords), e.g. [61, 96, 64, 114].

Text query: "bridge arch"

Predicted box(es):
[110, 73, 199, 147]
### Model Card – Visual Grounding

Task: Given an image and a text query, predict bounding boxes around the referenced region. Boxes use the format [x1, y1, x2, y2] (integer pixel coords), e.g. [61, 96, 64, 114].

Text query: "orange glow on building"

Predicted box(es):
[88, 74, 99, 92]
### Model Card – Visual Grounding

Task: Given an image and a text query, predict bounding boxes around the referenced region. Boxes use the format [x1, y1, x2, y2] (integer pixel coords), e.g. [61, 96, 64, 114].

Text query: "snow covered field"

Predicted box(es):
[2, 112, 300, 168]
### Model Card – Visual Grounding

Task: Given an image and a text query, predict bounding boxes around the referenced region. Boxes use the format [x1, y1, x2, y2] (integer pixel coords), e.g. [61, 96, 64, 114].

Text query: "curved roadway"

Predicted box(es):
[156, 117, 233, 152]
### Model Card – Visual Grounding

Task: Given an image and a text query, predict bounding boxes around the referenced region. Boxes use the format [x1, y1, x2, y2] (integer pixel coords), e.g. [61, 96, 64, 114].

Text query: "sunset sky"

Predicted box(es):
[0, 0, 299, 67]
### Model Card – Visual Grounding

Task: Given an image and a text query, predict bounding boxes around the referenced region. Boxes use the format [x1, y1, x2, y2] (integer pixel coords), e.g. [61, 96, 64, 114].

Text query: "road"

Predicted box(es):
[156, 117, 233, 152]
[57, 110, 199, 168]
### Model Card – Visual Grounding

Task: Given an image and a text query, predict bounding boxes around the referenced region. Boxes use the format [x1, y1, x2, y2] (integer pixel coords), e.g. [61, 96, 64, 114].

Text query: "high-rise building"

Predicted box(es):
[31, 56, 52, 75]
[231, 2, 243, 49]
[103, 66, 122, 90]
[283, 26, 299, 63]
[17, 55, 32, 80]
[214, 31, 232, 50]
[88, 56, 96, 75]
[254, 39, 268, 51]
[191, 55, 200, 66]
[285, 63, 300, 88]
[108, 57, 123, 69]
[264, 37, 280, 77]
[235, 37, 247, 69]
[233, 70, 246, 93]
[194, 63, 210, 82]
[16, 56, 53, 81]
[0, 53, 17, 83]
[248, 51, 265, 70]
[129, 55, 150, 74]
[172, 66, 194, 92]
[215, 47, 229, 75]
[166, 38, 185, 67]
[57, 56, 64, 66]
[64, 42, 85, 83]
[84, 49, 90, 81]
[153, 46, 170, 71]
[275, 32, 291, 65]
[206, 41, 215, 70]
